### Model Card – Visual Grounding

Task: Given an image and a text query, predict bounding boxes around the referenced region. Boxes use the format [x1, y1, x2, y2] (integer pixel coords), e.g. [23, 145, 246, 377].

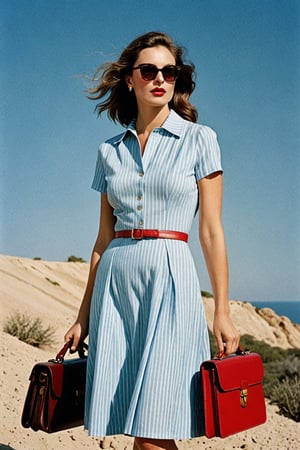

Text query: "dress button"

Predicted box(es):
[139, 172, 144, 177]
[137, 205, 142, 211]
[139, 220, 144, 226]
[137, 195, 142, 201]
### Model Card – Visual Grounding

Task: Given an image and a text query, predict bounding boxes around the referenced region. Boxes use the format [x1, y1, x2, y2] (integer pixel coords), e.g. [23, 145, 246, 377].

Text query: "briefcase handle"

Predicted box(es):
[216, 346, 249, 359]
[53, 340, 88, 363]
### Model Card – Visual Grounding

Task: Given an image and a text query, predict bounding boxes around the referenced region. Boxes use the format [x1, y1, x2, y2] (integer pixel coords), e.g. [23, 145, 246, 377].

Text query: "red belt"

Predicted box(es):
[115, 229, 188, 242]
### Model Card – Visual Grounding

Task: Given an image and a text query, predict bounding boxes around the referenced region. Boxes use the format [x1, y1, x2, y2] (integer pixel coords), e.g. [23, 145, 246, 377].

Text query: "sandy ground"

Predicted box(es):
[1, 331, 299, 450]
[0, 255, 299, 449]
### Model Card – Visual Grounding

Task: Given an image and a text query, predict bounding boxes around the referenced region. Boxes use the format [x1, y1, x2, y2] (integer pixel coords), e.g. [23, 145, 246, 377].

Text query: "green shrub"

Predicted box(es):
[275, 355, 300, 379]
[45, 277, 60, 286]
[201, 290, 213, 298]
[67, 255, 86, 263]
[263, 355, 300, 397]
[270, 376, 300, 422]
[239, 334, 285, 362]
[3, 312, 56, 347]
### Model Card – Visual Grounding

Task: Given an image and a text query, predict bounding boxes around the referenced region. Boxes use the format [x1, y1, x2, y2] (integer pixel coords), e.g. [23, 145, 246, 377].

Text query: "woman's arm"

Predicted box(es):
[64, 193, 116, 351]
[198, 172, 240, 355]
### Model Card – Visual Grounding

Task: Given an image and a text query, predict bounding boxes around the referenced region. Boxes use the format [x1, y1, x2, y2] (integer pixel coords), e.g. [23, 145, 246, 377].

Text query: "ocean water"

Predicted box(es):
[250, 301, 300, 325]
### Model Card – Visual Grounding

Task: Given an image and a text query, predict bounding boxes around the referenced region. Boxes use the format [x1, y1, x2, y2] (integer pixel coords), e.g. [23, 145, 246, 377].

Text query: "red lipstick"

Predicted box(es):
[151, 88, 166, 96]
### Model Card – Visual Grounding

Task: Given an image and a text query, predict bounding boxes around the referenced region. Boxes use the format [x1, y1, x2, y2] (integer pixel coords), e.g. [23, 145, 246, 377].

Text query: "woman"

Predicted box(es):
[65, 31, 239, 450]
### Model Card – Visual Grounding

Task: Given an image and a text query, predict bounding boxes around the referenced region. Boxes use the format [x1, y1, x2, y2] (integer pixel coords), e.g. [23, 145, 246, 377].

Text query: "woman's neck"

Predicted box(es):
[135, 106, 170, 155]
[135, 106, 170, 135]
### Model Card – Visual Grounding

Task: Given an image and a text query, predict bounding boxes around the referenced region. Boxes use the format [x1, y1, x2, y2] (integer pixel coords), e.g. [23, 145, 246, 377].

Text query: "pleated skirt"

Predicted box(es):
[84, 237, 210, 439]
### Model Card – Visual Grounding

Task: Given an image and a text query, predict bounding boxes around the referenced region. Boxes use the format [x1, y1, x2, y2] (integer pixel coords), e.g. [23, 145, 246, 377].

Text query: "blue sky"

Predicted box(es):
[1, 0, 299, 301]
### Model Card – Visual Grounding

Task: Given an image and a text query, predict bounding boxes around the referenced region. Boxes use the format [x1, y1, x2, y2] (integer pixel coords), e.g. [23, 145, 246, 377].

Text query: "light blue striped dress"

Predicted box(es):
[85, 109, 222, 439]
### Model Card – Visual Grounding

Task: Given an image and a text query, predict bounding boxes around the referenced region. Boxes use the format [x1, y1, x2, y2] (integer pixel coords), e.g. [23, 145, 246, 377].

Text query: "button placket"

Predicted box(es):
[136, 168, 144, 228]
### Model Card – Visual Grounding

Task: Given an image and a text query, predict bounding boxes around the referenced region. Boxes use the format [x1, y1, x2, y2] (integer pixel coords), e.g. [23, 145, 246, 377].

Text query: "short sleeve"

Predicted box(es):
[195, 126, 223, 181]
[91, 145, 107, 193]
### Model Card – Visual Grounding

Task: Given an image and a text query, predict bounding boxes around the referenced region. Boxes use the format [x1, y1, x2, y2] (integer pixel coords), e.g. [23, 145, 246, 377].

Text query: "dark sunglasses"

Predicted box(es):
[131, 64, 181, 82]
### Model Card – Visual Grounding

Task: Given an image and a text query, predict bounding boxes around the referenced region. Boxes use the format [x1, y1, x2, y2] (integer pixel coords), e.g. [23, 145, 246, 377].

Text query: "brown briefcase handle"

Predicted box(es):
[53, 341, 88, 363]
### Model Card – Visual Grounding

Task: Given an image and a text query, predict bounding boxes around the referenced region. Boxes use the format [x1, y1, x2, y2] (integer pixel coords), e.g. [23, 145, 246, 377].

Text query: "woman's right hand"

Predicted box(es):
[64, 319, 88, 352]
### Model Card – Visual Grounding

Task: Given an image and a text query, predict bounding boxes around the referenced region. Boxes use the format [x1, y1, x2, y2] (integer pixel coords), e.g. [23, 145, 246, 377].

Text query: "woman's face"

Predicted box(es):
[126, 45, 177, 112]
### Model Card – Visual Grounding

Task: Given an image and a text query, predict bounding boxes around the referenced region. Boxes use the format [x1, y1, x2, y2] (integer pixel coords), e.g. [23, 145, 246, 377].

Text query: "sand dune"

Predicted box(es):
[0, 254, 299, 449]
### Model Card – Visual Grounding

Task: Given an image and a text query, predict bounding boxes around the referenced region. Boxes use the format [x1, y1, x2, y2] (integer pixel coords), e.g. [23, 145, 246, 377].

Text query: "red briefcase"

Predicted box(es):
[21, 341, 87, 433]
[200, 348, 267, 438]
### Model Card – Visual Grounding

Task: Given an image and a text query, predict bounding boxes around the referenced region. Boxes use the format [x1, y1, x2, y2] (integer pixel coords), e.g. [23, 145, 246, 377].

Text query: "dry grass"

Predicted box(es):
[3, 311, 56, 347]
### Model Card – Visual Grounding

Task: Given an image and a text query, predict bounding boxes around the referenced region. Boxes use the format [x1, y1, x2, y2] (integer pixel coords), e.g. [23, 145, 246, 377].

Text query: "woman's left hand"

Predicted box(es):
[213, 311, 240, 356]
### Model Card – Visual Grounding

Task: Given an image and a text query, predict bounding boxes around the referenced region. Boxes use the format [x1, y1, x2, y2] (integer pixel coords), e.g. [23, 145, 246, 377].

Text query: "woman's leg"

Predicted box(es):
[134, 437, 178, 450]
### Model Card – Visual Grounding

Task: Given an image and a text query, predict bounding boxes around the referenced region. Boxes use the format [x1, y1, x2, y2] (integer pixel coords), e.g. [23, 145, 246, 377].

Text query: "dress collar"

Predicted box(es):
[113, 109, 185, 144]
[160, 109, 185, 137]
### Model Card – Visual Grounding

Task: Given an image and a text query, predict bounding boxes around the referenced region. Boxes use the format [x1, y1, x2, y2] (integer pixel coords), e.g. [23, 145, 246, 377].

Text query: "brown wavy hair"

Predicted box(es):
[88, 31, 198, 125]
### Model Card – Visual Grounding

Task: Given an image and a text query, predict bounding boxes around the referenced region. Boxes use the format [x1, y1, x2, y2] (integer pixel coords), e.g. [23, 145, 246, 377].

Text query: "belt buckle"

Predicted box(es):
[131, 228, 143, 240]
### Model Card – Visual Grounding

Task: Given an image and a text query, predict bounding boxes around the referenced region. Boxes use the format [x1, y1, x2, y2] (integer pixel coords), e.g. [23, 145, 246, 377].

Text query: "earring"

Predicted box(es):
[128, 86, 133, 92]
